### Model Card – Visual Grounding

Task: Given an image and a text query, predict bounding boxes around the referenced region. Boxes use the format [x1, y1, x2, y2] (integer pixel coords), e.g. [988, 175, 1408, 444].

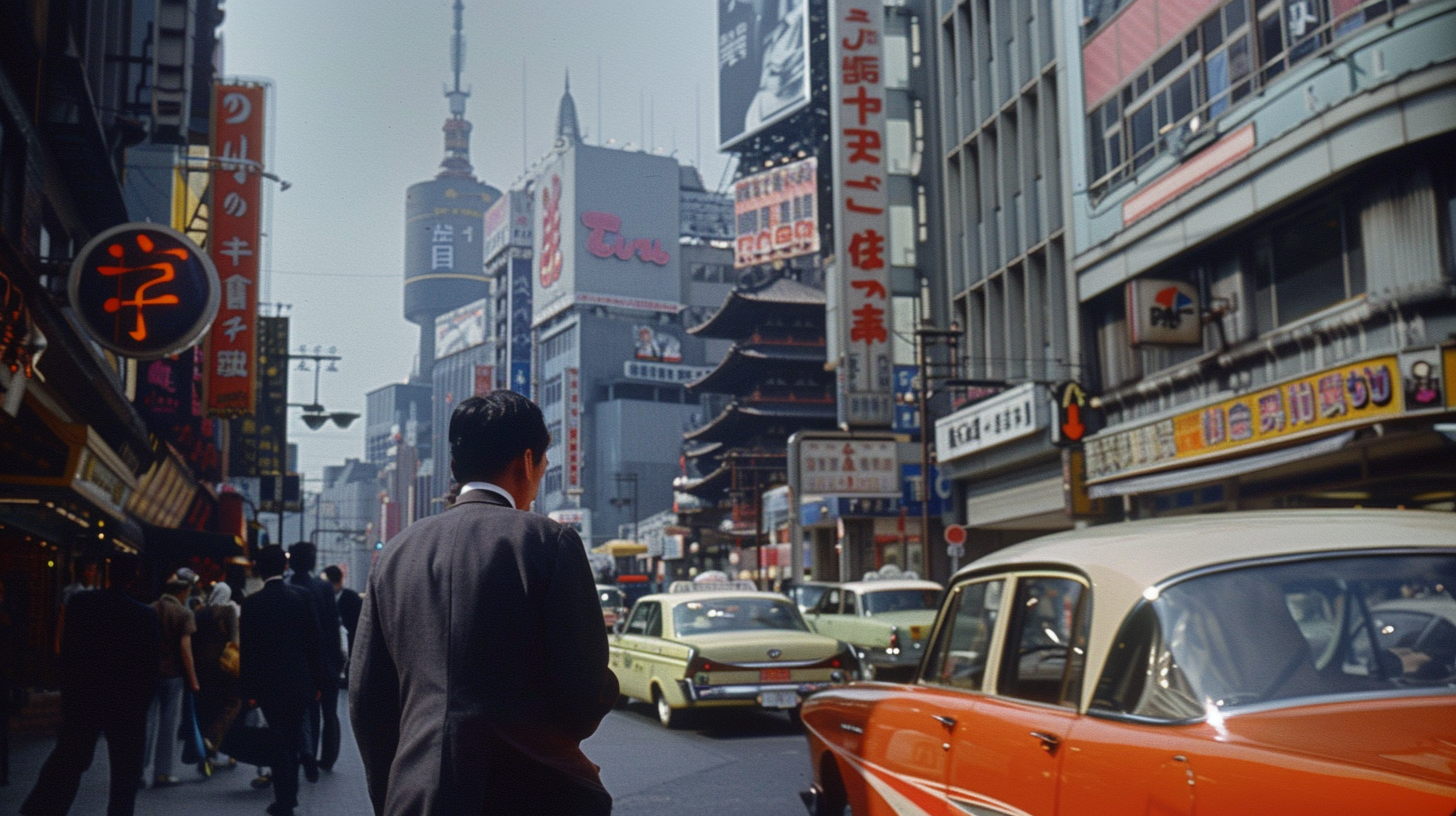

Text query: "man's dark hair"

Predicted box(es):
[288, 541, 317, 573]
[321, 565, 343, 585]
[449, 392, 550, 484]
[255, 545, 288, 579]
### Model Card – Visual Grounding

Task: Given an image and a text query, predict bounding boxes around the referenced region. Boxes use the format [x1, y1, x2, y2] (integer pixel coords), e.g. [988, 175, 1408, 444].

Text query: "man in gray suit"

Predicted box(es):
[350, 391, 617, 816]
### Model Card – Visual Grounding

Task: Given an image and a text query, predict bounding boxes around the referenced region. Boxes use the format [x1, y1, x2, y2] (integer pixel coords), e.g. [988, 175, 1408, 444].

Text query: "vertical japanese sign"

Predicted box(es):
[565, 367, 582, 491]
[204, 82, 266, 417]
[831, 2, 893, 427]
[228, 316, 287, 477]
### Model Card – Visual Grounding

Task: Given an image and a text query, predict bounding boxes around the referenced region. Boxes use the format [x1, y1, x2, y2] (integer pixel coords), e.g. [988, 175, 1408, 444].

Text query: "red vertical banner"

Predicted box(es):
[831, 2, 893, 427]
[204, 83, 266, 416]
[473, 364, 494, 396]
[565, 367, 581, 490]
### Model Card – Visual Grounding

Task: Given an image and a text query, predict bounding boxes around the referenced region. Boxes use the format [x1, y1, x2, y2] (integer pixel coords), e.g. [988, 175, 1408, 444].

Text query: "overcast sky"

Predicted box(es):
[222, 1, 732, 484]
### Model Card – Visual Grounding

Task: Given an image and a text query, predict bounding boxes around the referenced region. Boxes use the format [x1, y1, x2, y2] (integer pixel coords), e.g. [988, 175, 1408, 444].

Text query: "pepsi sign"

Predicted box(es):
[1126, 279, 1202, 346]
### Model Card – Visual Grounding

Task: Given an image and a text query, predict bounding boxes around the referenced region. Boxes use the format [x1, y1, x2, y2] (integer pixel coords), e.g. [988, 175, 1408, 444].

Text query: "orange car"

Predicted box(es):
[800, 509, 1456, 816]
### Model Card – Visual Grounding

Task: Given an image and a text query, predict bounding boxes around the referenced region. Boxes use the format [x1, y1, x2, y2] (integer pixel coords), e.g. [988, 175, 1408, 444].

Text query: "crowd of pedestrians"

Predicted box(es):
[16, 391, 618, 816]
[18, 544, 354, 816]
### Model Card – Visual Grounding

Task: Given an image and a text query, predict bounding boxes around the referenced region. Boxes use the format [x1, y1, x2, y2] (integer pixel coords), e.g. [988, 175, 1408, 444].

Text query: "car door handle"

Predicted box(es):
[932, 715, 957, 730]
[1030, 731, 1061, 753]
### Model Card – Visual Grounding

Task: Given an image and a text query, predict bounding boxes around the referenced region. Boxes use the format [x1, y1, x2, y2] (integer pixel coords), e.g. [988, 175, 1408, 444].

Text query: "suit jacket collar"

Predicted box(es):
[452, 490, 513, 510]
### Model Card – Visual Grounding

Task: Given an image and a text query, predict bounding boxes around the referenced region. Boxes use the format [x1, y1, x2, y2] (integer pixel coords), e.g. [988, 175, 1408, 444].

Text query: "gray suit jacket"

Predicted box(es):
[349, 490, 617, 815]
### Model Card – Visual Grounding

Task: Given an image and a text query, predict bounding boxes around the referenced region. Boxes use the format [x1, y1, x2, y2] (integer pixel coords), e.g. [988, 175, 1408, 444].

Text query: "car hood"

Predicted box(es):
[1224, 695, 1456, 787]
[675, 629, 843, 663]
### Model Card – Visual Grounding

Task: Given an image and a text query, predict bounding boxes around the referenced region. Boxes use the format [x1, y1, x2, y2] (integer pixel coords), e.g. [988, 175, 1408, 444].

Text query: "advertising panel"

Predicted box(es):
[830, 1, 893, 427]
[67, 223, 219, 360]
[548, 507, 592, 545]
[204, 82, 266, 416]
[799, 438, 899, 497]
[565, 367, 582, 491]
[532, 147, 683, 326]
[1085, 356, 1405, 483]
[718, 0, 811, 149]
[228, 316, 287, 477]
[733, 157, 819, 268]
[434, 298, 487, 359]
[482, 194, 510, 262]
[508, 255, 533, 395]
[474, 364, 494, 396]
[623, 361, 714, 385]
[1126, 278, 1202, 346]
[133, 348, 223, 483]
[934, 383, 1045, 463]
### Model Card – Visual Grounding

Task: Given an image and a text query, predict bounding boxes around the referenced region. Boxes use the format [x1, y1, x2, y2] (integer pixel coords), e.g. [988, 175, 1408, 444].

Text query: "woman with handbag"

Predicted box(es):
[192, 582, 243, 767]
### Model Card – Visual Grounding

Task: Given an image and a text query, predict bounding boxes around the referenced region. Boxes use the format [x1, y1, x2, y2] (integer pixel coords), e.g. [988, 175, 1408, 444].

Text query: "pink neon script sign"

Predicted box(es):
[581, 211, 671, 266]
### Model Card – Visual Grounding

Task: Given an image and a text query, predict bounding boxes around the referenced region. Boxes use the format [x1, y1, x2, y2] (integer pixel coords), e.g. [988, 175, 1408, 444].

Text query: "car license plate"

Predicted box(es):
[759, 689, 799, 709]
[760, 668, 791, 682]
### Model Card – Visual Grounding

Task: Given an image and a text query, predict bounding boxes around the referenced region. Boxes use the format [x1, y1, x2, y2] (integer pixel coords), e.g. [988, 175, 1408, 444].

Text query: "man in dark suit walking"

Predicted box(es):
[321, 565, 361, 659]
[241, 546, 324, 816]
[20, 554, 159, 816]
[285, 540, 343, 773]
[350, 391, 618, 816]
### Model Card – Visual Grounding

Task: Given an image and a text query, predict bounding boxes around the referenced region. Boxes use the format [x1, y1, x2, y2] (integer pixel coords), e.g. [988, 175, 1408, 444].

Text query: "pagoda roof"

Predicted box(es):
[682, 400, 838, 445]
[688, 277, 825, 340]
[674, 464, 731, 497]
[687, 342, 828, 396]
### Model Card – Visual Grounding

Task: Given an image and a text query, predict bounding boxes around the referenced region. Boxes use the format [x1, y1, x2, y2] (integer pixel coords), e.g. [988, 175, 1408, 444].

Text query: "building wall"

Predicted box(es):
[1064, 0, 1456, 514]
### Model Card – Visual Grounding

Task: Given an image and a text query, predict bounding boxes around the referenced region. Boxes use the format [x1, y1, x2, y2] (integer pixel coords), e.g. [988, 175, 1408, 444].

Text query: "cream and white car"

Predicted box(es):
[609, 581, 861, 728]
[803, 577, 943, 681]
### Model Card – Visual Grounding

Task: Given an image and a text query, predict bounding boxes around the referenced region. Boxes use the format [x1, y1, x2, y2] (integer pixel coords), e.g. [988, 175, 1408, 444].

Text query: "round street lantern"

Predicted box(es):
[68, 223, 219, 359]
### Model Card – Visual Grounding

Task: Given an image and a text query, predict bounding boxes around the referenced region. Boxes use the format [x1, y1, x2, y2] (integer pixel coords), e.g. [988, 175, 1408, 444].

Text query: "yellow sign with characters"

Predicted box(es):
[1087, 356, 1404, 483]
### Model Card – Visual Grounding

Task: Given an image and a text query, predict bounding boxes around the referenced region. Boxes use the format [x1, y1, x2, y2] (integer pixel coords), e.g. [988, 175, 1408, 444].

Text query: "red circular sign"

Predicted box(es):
[944, 524, 967, 546]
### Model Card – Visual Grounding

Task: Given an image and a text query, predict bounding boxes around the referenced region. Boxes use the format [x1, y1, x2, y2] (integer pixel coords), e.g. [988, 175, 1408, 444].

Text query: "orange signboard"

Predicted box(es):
[1086, 356, 1403, 483]
[203, 83, 266, 417]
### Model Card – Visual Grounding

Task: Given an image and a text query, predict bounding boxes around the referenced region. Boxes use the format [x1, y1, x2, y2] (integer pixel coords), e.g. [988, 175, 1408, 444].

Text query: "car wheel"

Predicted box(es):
[654, 688, 683, 729]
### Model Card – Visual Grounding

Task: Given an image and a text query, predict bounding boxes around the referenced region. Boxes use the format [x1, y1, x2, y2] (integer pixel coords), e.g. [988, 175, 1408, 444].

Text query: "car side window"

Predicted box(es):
[645, 603, 663, 637]
[626, 601, 658, 636]
[843, 591, 859, 616]
[922, 578, 1003, 691]
[820, 588, 841, 614]
[998, 576, 1088, 707]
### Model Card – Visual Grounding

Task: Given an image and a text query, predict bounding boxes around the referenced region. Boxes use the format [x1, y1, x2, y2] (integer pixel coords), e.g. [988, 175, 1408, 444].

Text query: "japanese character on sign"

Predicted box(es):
[96, 233, 184, 342]
[220, 237, 254, 266]
[1317, 372, 1346, 418]
[432, 224, 453, 243]
[843, 129, 882, 164]
[846, 198, 883, 214]
[216, 350, 248, 378]
[842, 56, 880, 84]
[848, 230, 886, 270]
[851, 303, 888, 345]
[846, 175, 883, 191]
[223, 275, 252, 310]
[221, 316, 248, 342]
[851, 279, 887, 299]
[218, 136, 252, 184]
[1257, 391, 1285, 434]
[842, 86, 883, 126]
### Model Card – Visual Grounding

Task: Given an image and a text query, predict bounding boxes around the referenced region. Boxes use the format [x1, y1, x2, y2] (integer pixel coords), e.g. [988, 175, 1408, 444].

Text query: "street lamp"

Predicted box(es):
[288, 347, 359, 430]
[610, 472, 639, 542]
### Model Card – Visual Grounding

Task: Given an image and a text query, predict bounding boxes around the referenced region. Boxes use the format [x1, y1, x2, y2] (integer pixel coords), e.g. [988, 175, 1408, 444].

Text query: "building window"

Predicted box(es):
[542, 375, 564, 407]
[542, 465, 563, 497]
[1086, 0, 1410, 198]
[1253, 198, 1363, 331]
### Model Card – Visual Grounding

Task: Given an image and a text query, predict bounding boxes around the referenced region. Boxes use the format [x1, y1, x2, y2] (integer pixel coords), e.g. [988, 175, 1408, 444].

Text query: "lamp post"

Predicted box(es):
[915, 322, 961, 577]
[287, 347, 359, 431]
[610, 472, 640, 581]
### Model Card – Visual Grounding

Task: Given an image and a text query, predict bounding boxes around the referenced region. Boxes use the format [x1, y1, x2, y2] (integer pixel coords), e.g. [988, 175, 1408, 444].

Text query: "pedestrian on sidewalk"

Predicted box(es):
[286, 541, 343, 775]
[20, 553, 160, 816]
[351, 392, 617, 816]
[241, 545, 324, 816]
[141, 575, 199, 788]
[193, 582, 242, 766]
[322, 565, 361, 661]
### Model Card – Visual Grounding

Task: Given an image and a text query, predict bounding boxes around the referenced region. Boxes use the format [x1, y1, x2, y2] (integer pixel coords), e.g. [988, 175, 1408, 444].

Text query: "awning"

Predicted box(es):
[1088, 431, 1355, 499]
[592, 539, 647, 557]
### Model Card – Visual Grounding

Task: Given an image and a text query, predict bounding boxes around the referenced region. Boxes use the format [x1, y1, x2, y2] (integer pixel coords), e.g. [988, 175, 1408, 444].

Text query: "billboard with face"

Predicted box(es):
[532, 146, 683, 326]
[718, 0, 811, 149]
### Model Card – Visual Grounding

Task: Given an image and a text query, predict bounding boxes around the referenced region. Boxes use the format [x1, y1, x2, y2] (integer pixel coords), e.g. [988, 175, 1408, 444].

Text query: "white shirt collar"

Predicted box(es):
[459, 481, 516, 509]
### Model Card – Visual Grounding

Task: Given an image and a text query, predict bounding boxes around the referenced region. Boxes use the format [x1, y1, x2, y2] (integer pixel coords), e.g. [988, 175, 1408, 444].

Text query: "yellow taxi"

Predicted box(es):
[610, 580, 861, 727]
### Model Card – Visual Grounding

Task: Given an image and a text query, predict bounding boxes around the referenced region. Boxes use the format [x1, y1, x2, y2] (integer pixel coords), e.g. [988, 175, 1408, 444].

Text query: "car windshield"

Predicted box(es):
[863, 588, 940, 615]
[598, 588, 623, 609]
[1094, 553, 1456, 719]
[789, 584, 830, 609]
[673, 597, 810, 634]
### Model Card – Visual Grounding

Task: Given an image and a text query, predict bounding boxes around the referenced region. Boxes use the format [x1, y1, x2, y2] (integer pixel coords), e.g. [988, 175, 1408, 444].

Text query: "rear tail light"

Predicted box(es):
[687, 651, 716, 685]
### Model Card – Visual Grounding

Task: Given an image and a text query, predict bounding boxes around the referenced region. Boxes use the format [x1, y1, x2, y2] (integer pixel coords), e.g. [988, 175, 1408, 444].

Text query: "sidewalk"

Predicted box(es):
[2, 695, 373, 815]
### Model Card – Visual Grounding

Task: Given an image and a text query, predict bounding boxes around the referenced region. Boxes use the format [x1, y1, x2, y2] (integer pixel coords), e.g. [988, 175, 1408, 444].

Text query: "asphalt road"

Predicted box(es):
[3, 698, 816, 815]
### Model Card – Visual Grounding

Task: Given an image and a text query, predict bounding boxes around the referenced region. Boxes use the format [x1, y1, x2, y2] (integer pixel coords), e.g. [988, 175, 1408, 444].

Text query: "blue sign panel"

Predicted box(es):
[900, 463, 948, 516]
[893, 365, 920, 434]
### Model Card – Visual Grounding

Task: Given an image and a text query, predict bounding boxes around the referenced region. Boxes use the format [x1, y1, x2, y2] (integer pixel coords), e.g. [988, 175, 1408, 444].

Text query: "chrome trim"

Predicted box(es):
[839, 723, 864, 734]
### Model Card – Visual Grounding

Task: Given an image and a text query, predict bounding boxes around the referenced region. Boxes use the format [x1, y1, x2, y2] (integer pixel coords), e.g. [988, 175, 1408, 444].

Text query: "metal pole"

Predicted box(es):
[917, 324, 931, 578]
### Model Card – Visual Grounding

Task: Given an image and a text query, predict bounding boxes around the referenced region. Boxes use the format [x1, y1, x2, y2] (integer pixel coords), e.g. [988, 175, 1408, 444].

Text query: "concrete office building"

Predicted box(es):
[930, 0, 1081, 562]
[1065, 0, 1456, 516]
[524, 80, 735, 551]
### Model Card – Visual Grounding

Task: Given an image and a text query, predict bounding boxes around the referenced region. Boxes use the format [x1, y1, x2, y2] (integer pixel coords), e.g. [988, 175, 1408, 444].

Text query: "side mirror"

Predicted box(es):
[613, 619, 626, 635]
